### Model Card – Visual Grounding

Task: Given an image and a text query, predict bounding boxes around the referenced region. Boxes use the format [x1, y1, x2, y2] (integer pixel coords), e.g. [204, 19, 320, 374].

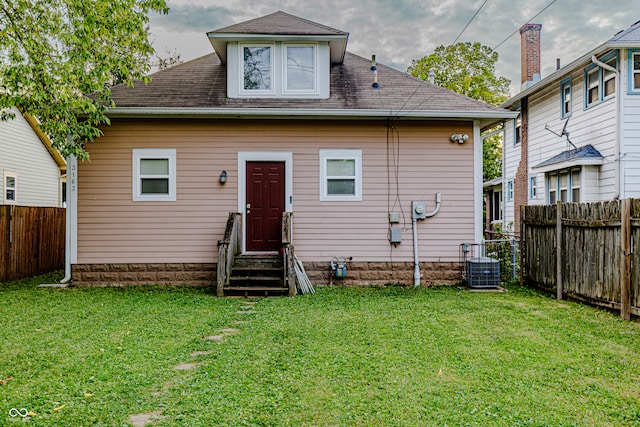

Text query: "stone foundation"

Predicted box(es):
[303, 261, 463, 287]
[72, 263, 215, 287]
[71, 261, 462, 288]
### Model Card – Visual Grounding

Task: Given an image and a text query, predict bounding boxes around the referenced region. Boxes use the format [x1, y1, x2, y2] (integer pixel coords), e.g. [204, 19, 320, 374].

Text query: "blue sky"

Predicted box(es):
[149, 0, 634, 96]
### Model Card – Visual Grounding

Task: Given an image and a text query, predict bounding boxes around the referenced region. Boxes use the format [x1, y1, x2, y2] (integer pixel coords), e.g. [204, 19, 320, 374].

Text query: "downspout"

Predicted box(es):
[412, 193, 442, 287]
[60, 155, 78, 284]
[591, 55, 621, 198]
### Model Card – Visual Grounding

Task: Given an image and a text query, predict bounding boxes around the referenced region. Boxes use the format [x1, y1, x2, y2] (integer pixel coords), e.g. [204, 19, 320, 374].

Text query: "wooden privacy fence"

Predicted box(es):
[522, 200, 639, 320]
[0, 205, 65, 282]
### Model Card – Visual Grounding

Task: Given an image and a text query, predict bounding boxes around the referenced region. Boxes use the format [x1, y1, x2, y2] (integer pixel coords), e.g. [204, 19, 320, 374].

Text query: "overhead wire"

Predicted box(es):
[452, 0, 488, 45]
[492, 0, 558, 51]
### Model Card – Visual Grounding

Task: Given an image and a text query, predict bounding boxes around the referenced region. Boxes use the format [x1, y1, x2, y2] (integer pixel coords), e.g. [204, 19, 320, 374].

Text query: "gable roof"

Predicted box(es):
[207, 11, 349, 64]
[210, 11, 347, 37]
[503, 20, 640, 109]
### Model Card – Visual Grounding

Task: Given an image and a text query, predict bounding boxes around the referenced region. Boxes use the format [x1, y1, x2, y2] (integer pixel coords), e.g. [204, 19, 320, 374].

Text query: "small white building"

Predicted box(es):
[0, 107, 66, 207]
[496, 21, 640, 236]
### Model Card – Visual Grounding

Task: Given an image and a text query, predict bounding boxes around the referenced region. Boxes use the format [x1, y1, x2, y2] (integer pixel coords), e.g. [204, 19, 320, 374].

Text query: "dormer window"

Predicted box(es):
[229, 42, 329, 99]
[284, 45, 316, 92]
[242, 44, 274, 94]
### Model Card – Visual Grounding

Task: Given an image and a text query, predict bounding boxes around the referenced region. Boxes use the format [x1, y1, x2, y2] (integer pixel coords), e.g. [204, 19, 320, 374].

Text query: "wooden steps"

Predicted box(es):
[224, 254, 287, 297]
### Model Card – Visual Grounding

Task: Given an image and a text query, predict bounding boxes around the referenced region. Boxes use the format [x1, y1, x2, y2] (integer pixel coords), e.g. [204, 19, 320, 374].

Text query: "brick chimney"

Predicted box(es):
[520, 23, 542, 89]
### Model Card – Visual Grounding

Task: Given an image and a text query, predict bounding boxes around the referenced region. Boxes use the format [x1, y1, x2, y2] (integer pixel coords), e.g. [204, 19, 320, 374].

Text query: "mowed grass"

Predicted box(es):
[1, 272, 639, 426]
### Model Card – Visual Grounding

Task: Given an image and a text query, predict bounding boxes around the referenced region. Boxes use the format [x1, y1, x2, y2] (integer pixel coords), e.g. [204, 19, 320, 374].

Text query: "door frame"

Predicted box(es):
[238, 151, 293, 253]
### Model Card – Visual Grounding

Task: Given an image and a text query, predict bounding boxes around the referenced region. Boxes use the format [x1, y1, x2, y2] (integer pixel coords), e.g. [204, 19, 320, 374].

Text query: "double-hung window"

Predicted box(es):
[585, 51, 617, 108]
[529, 176, 537, 199]
[319, 149, 362, 201]
[603, 58, 616, 97]
[560, 77, 572, 118]
[586, 67, 600, 106]
[547, 168, 580, 204]
[132, 149, 176, 202]
[514, 114, 522, 146]
[507, 180, 514, 201]
[629, 50, 640, 94]
[4, 171, 17, 203]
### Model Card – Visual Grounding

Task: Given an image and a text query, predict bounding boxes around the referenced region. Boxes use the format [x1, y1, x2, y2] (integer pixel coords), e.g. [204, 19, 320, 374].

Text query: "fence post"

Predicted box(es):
[556, 201, 563, 300]
[621, 199, 631, 321]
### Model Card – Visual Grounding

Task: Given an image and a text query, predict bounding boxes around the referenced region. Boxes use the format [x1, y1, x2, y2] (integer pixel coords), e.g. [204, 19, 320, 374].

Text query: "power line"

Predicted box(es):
[492, 0, 558, 51]
[452, 0, 488, 45]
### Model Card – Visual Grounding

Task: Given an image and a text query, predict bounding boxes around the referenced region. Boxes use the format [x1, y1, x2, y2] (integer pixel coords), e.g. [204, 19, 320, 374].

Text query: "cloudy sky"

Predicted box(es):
[149, 0, 634, 96]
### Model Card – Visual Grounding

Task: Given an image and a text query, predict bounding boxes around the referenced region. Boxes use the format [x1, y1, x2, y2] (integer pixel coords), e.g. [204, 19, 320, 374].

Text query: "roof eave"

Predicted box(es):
[21, 111, 67, 171]
[106, 107, 518, 122]
[532, 157, 604, 173]
[501, 40, 640, 108]
[207, 33, 349, 64]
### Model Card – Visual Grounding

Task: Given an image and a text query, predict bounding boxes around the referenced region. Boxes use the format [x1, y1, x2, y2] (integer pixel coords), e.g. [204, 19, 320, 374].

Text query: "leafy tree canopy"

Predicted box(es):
[408, 42, 511, 180]
[407, 42, 510, 106]
[0, 0, 168, 160]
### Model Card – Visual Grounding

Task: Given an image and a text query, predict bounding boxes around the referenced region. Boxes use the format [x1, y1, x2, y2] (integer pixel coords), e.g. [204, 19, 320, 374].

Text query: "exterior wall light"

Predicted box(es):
[450, 134, 469, 144]
[219, 170, 227, 184]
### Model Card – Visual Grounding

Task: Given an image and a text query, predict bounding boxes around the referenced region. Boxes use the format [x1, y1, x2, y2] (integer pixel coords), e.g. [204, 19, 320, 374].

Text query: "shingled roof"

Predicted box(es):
[108, 12, 515, 127]
[208, 11, 347, 37]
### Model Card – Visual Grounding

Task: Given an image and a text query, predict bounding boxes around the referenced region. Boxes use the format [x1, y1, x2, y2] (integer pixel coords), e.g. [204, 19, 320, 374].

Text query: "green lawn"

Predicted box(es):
[1, 272, 639, 426]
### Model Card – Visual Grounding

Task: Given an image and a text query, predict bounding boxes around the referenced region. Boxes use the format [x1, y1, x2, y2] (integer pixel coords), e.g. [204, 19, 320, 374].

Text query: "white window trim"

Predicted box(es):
[506, 180, 514, 202]
[132, 149, 176, 202]
[319, 149, 362, 202]
[4, 171, 17, 204]
[283, 43, 318, 95]
[239, 43, 276, 96]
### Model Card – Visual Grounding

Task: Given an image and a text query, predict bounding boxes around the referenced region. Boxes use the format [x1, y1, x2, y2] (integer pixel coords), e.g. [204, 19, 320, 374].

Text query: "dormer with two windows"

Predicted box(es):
[207, 11, 349, 99]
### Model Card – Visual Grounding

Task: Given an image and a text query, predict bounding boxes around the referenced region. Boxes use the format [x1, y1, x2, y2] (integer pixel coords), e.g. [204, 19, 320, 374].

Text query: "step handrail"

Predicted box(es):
[282, 212, 296, 296]
[217, 212, 242, 296]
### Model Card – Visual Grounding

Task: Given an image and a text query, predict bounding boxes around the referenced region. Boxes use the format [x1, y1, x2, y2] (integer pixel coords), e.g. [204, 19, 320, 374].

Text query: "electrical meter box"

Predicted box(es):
[389, 226, 402, 243]
[412, 201, 427, 220]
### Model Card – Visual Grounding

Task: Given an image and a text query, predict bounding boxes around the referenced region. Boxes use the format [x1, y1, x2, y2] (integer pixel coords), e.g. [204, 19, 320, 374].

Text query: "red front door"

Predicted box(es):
[246, 161, 285, 251]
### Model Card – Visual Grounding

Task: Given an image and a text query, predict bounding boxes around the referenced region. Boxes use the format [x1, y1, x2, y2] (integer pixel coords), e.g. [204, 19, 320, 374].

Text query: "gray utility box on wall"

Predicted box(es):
[466, 257, 500, 288]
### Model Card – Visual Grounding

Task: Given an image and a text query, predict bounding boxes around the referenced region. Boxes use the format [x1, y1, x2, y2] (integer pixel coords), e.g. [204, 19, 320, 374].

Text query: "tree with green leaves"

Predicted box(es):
[0, 0, 168, 160]
[408, 42, 510, 181]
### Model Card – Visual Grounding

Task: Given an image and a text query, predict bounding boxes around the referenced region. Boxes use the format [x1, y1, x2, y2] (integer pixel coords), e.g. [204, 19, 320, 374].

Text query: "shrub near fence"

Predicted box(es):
[522, 200, 639, 320]
[0, 205, 65, 282]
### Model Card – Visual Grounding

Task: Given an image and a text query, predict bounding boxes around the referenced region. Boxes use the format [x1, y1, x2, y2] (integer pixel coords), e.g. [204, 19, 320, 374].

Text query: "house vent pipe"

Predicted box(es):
[412, 192, 442, 287]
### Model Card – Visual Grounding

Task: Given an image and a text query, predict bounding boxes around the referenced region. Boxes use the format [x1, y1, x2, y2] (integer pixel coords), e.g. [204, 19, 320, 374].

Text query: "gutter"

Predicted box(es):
[590, 55, 621, 199]
[106, 107, 518, 122]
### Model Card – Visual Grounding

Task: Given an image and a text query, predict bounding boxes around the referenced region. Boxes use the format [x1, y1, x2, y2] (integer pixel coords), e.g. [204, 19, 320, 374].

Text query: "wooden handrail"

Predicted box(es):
[282, 212, 296, 296]
[216, 212, 241, 297]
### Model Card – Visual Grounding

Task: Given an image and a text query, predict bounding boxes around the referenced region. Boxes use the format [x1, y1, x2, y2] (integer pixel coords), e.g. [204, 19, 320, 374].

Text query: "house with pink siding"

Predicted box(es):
[68, 11, 516, 293]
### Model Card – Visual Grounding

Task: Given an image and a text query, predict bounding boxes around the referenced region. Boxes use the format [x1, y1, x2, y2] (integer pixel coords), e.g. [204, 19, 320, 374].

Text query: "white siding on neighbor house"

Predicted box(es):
[527, 63, 617, 204]
[621, 48, 640, 198]
[502, 117, 520, 229]
[77, 119, 477, 265]
[0, 107, 61, 207]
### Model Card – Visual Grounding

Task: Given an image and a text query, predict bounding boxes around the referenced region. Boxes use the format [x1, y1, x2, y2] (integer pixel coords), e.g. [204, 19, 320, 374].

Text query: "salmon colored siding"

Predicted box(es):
[77, 119, 474, 264]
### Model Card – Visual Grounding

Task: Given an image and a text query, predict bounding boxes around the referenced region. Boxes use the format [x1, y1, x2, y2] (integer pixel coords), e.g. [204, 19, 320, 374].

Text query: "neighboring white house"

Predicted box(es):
[491, 21, 640, 236]
[0, 107, 66, 207]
